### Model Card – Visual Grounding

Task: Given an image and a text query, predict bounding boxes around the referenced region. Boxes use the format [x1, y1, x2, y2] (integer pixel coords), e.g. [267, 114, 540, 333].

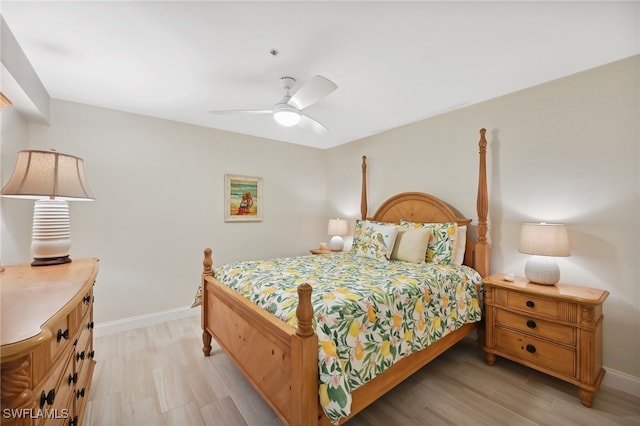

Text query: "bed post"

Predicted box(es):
[361, 155, 368, 220]
[202, 248, 213, 356]
[295, 284, 314, 337]
[291, 283, 318, 425]
[476, 129, 490, 278]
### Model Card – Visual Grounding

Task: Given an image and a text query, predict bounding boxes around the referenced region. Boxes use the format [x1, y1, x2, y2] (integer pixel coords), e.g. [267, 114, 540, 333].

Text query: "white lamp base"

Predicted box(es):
[31, 199, 72, 266]
[328, 235, 344, 251]
[525, 255, 560, 285]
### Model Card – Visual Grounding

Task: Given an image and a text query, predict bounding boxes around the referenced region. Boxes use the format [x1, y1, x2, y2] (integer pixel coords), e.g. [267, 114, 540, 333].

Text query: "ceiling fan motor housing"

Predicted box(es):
[280, 76, 296, 91]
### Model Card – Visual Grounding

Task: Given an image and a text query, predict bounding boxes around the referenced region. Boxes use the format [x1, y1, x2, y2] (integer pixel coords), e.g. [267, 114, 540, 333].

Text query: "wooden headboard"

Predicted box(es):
[359, 128, 489, 277]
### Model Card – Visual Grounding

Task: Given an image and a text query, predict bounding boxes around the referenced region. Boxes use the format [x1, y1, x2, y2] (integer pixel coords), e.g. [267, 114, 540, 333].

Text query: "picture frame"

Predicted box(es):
[224, 174, 263, 222]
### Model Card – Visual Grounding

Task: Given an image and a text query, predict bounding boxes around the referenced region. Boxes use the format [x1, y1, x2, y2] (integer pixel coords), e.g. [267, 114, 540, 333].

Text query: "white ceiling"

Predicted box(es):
[1, 1, 638, 149]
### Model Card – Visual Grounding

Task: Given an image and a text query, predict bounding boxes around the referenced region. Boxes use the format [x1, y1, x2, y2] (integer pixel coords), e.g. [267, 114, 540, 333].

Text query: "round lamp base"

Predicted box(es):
[31, 199, 72, 266]
[328, 235, 344, 251]
[32, 255, 72, 267]
[525, 256, 560, 285]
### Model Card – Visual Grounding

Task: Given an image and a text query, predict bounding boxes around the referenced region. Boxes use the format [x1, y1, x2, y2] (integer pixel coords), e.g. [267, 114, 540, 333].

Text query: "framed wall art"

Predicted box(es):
[224, 174, 263, 222]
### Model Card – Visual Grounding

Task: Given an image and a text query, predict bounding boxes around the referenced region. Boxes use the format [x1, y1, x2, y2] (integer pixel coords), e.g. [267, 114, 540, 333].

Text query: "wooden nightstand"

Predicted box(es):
[309, 248, 334, 255]
[483, 274, 608, 408]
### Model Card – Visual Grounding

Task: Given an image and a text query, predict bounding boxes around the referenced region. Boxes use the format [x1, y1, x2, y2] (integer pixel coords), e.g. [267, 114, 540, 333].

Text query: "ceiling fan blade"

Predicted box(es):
[209, 109, 272, 115]
[299, 114, 329, 133]
[288, 75, 337, 110]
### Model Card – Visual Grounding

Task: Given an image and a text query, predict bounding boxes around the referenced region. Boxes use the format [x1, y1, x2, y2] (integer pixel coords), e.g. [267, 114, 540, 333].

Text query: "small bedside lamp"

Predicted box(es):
[1, 150, 95, 266]
[519, 222, 570, 285]
[327, 218, 348, 251]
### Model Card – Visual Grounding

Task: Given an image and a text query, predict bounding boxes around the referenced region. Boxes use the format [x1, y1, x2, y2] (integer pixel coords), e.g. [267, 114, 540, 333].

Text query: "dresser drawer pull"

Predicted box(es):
[88, 350, 95, 359]
[57, 328, 69, 342]
[87, 321, 95, 329]
[39, 389, 55, 408]
[83, 295, 91, 303]
[76, 388, 86, 399]
[526, 300, 535, 308]
[68, 372, 78, 385]
[526, 344, 537, 354]
[77, 351, 85, 361]
[69, 415, 79, 426]
[526, 320, 537, 329]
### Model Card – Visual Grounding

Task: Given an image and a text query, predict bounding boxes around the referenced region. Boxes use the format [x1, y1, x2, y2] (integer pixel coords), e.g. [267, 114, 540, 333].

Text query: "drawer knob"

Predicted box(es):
[526, 344, 537, 354]
[526, 320, 537, 329]
[39, 389, 55, 408]
[526, 300, 535, 308]
[69, 416, 79, 426]
[88, 350, 95, 359]
[77, 351, 86, 361]
[57, 328, 69, 342]
[87, 321, 95, 329]
[77, 388, 86, 399]
[68, 372, 78, 385]
[83, 295, 91, 303]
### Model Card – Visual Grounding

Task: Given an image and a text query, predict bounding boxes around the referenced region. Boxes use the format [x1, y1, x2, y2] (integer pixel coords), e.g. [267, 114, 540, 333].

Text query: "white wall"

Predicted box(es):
[326, 56, 640, 392]
[3, 100, 328, 323]
[0, 106, 31, 265]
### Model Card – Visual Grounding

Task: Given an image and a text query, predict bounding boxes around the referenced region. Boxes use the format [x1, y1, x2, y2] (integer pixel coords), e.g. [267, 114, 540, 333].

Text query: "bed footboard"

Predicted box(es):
[201, 249, 319, 426]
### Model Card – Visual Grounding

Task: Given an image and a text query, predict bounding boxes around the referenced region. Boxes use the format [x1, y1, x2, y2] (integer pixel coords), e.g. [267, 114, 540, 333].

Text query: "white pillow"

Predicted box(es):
[353, 221, 399, 260]
[391, 228, 431, 264]
[452, 225, 467, 265]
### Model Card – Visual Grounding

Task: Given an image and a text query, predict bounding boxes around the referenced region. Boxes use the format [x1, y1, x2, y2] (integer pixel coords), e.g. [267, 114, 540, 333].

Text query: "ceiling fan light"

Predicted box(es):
[273, 108, 301, 127]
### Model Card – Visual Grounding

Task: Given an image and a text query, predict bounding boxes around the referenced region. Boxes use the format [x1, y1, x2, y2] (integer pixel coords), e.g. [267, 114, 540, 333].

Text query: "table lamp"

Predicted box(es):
[1, 149, 95, 266]
[519, 222, 570, 285]
[327, 218, 348, 251]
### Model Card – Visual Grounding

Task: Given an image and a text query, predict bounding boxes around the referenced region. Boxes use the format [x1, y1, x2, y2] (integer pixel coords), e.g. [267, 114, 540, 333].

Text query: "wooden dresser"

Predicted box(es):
[483, 274, 608, 408]
[1, 259, 98, 426]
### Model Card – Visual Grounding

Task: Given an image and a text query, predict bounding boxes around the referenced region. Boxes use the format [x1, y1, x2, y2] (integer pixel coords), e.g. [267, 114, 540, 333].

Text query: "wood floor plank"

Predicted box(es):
[164, 401, 206, 426]
[86, 315, 640, 426]
[200, 396, 249, 426]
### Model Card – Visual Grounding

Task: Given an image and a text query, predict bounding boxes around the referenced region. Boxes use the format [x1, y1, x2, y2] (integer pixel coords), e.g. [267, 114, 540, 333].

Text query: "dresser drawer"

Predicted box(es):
[505, 290, 562, 318]
[80, 288, 94, 319]
[76, 309, 93, 358]
[495, 309, 575, 346]
[494, 327, 575, 377]
[35, 351, 71, 415]
[36, 354, 74, 426]
[50, 314, 73, 361]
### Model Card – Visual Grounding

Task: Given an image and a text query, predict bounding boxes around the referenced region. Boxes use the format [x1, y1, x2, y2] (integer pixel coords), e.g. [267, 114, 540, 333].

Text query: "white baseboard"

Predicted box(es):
[94, 305, 200, 337]
[603, 366, 640, 398]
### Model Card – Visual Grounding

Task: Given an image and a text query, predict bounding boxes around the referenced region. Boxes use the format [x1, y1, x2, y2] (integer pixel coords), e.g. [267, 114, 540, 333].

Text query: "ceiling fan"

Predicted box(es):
[210, 75, 338, 132]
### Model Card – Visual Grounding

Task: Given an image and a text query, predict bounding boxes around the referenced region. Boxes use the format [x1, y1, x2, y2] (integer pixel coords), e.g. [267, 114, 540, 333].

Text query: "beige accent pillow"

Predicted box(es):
[391, 228, 431, 263]
[452, 225, 467, 265]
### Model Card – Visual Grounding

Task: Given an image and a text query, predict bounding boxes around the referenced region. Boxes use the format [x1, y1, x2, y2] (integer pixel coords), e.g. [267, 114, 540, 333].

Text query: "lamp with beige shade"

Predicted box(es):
[1, 150, 95, 266]
[519, 222, 570, 285]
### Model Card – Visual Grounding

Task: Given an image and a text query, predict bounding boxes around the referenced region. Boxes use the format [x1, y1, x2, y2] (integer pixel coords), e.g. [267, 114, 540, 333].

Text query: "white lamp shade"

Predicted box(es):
[519, 223, 570, 257]
[1, 150, 95, 200]
[327, 219, 349, 236]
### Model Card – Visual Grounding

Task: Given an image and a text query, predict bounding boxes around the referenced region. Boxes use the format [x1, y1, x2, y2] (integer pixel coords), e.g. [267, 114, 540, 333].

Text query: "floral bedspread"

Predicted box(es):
[200, 252, 482, 424]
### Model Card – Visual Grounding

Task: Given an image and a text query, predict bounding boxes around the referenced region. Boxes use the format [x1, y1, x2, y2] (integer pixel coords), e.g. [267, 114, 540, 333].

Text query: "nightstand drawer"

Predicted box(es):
[506, 290, 561, 318]
[495, 327, 575, 377]
[495, 309, 575, 346]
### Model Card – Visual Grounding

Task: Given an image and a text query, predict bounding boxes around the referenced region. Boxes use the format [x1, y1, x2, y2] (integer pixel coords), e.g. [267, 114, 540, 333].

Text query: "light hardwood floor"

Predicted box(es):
[85, 314, 639, 426]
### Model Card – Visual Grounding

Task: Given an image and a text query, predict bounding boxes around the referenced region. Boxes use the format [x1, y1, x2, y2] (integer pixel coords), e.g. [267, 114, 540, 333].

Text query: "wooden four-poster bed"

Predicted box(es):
[198, 128, 489, 425]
